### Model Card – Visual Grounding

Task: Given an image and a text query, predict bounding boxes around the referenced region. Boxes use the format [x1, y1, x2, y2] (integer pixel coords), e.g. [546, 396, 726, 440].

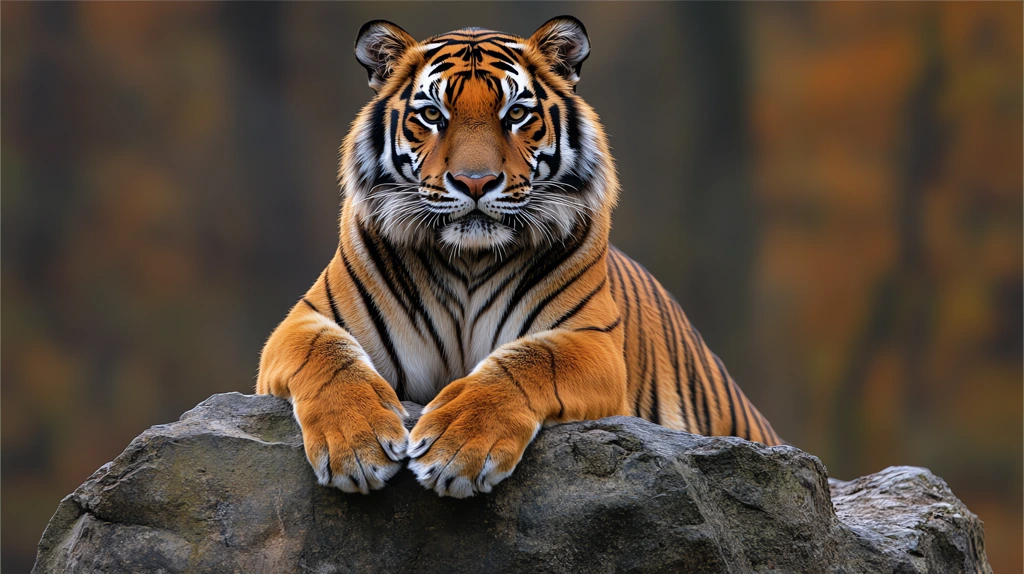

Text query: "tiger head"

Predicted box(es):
[340, 17, 617, 252]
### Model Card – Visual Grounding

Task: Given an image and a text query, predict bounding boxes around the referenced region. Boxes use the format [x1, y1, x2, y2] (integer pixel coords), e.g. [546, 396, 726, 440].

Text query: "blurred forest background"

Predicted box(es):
[2, 2, 1021, 571]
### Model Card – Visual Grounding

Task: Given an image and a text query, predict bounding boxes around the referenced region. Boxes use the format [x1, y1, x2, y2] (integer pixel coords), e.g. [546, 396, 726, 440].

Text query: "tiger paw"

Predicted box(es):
[407, 378, 542, 498]
[292, 375, 409, 494]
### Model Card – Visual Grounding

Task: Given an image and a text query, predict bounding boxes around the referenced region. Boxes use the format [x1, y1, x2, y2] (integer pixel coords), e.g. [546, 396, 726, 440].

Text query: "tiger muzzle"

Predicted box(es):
[447, 172, 503, 200]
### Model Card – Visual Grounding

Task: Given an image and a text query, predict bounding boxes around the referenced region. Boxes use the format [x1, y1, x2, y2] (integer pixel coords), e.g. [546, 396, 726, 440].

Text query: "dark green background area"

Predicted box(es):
[3, 2, 1021, 571]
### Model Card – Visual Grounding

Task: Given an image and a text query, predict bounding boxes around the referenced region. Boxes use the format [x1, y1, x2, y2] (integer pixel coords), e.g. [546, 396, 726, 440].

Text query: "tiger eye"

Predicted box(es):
[422, 106, 442, 123]
[507, 105, 527, 122]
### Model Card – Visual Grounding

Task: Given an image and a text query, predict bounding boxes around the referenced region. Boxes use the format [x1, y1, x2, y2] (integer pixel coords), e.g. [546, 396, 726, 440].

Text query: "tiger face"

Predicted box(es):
[341, 17, 616, 253]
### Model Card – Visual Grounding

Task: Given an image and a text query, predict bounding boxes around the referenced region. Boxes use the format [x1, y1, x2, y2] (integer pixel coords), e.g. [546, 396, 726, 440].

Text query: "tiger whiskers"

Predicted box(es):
[353, 183, 422, 206]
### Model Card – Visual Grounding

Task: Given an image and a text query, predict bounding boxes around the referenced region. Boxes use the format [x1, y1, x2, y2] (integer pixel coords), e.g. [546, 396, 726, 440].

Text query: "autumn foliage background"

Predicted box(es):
[2, 2, 1021, 571]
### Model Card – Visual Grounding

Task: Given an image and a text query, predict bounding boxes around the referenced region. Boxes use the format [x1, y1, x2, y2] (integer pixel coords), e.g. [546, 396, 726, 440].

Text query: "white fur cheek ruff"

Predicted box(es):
[574, 113, 613, 212]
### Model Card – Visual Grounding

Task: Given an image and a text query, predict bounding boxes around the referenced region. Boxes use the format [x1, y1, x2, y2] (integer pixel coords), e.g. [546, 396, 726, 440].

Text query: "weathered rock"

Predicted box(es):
[34, 393, 990, 573]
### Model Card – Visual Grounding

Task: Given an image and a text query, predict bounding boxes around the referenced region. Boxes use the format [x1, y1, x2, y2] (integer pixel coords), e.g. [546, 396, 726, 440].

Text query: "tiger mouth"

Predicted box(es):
[439, 208, 517, 250]
[448, 211, 513, 236]
[457, 209, 499, 223]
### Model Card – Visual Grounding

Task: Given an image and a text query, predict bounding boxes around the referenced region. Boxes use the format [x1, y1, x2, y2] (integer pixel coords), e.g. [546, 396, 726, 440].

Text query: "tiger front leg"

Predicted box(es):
[408, 328, 627, 497]
[258, 301, 409, 494]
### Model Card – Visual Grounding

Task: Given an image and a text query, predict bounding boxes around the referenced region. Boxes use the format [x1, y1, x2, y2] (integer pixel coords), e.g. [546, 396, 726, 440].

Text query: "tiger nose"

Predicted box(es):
[449, 173, 500, 200]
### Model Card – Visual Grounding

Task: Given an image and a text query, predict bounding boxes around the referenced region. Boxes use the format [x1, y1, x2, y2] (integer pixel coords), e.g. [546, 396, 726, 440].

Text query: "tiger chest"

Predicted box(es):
[360, 282, 523, 405]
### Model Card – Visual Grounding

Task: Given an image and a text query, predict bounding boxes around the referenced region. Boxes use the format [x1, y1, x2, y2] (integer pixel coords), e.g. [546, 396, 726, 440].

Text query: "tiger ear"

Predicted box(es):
[354, 20, 417, 92]
[528, 16, 590, 88]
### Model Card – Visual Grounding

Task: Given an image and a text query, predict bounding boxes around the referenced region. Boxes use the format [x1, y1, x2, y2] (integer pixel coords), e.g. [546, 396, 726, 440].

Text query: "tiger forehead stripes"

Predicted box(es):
[257, 16, 782, 499]
[407, 32, 581, 179]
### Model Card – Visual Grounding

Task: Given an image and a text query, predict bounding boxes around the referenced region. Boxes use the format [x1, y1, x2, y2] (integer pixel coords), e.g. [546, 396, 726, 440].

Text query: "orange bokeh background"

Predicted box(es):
[3, 3, 1021, 571]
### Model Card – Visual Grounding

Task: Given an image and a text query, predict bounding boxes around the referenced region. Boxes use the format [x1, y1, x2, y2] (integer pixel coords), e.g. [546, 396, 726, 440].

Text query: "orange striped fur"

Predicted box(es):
[257, 17, 780, 498]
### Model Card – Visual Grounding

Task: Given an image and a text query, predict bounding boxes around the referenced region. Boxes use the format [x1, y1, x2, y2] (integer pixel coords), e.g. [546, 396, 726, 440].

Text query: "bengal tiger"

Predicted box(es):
[257, 16, 781, 498]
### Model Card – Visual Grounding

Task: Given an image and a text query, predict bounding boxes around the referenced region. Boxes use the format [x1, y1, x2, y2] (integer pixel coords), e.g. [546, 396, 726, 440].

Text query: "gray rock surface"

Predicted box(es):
[34, 392, 990, 573]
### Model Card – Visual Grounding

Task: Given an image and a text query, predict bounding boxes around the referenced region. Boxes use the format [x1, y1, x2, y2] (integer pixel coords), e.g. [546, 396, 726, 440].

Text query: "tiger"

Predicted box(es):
[256, 16, 782, 499]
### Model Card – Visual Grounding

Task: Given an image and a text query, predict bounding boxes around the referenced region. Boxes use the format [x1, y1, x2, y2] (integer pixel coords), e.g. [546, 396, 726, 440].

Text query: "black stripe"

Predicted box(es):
[422, 44, 446, 61]
[303, 298, 322, 315]
[430, 248, 469, 284]
[290, 327, 331, 381]
[505, 75, 520, 97]
[736, 383, 753, 440]
[640, 268, 684, 428]
[478, 46, 516, 65]
[492, 41, 523, 61]
[684, 319, 725, 434]
[468, 249, 522, 295]
[541, 343, 564, 418]
[764, 417, 779, 445]
[623, 258, 648, 415]
[491, 221, 592, 347]
[388, 109, 413, 175]
[369, 98, 388, 158]
[312, 356, 359, 401]
[430, 61, 455, 75]
[411, 250, 466, 368]
[655, 290, 688, 429]
[648, 339, 660, 424]
[323, 265, 348, 331]
[661, 303, 691, 430]
[563, 96, 581, 151]
[713, 354, 738, 438]
[399, 80, 413, 100]
[549, 277, 606, 331]
[633, 258, 703, 433]
[491, 61, 516, 74]
[519, 249, 605, 337]
[428, 52, 452, 66]
[684, 317, 724, 403]
[376, 237, 428, 321]
[729, 372, 753, 440]
[377, 232, 451, 368]
[470, 249, 545, 327]
[413, 249, 465, 318]
[532, 76, 549, 100]
[429, 78, 441, 103]
[574, 317, 622, 333]
[662, 295, 692, 430]
[675, 305, 708, 434]
[531, 119, 547, 143]
[358, 225, 419, 325]
[338, 246, 407, 398]
[470, 266, 521, 330]
[402, 119, 422, 145]
[750, 403, 769, 444]
[558, 172, 587, 195]
[633, 342, 647, 418]
[495, 359, 534, 414]
[608, 251, 632, 390]
[534, 103, 563, 178]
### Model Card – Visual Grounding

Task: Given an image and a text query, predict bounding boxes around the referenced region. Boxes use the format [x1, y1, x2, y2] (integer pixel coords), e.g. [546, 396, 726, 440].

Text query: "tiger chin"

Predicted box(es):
[257, 16, 782, 499]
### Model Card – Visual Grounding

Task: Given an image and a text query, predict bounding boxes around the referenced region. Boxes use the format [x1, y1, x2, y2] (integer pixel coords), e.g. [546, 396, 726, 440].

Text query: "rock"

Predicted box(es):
[34, 393, 990, 573]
